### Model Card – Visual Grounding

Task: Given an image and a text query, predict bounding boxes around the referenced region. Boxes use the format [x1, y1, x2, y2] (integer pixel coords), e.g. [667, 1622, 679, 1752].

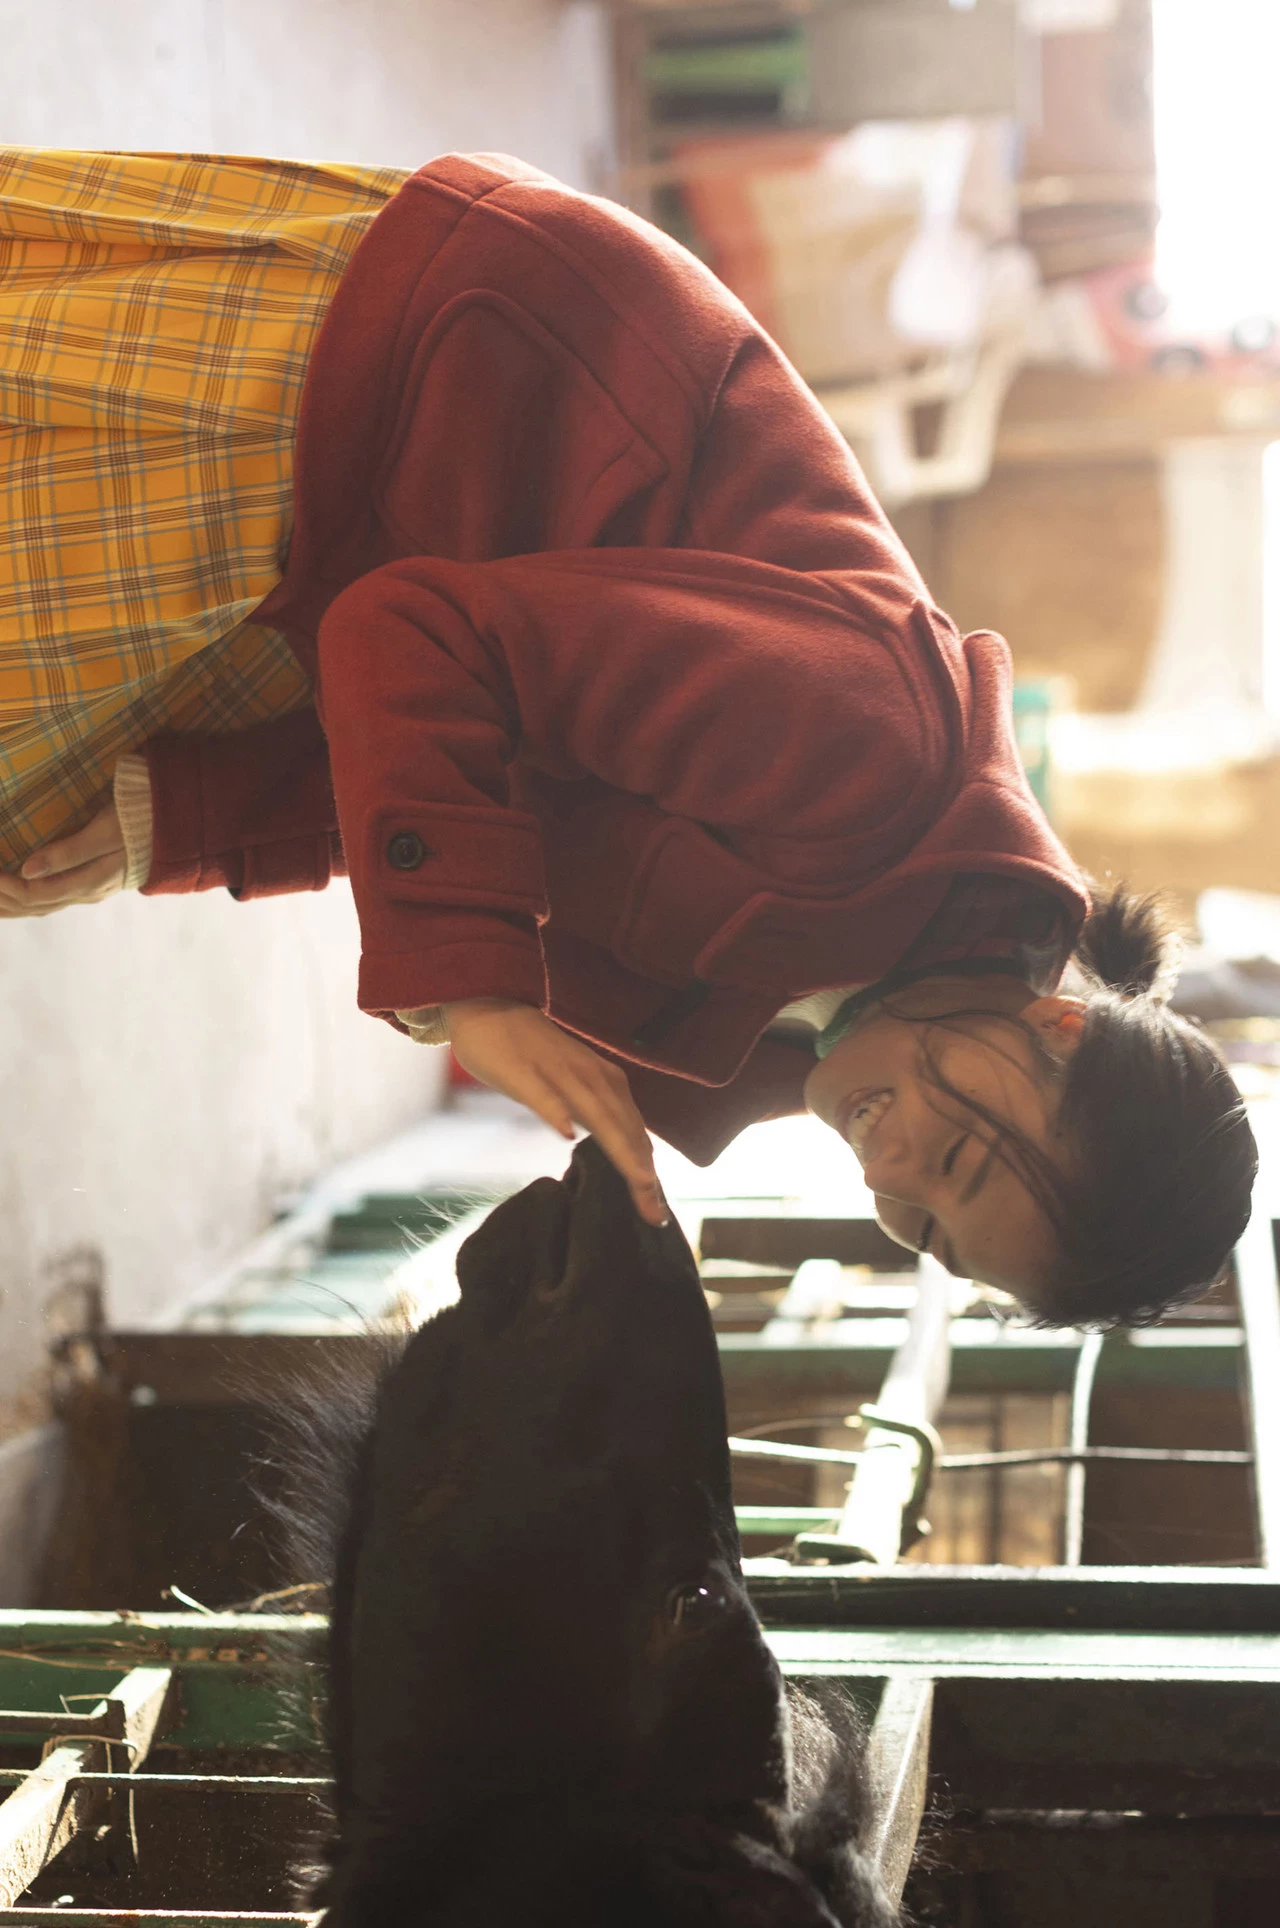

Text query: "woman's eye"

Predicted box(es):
[942, 1135, 967, 1178]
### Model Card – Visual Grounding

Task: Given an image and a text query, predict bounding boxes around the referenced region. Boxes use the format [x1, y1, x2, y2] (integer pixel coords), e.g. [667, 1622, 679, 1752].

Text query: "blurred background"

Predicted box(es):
[4, 0, 1280, 1601]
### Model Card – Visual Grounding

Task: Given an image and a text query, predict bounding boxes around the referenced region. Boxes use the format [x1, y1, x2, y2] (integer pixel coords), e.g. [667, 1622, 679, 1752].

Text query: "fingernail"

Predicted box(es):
[21, 858, 48, 878]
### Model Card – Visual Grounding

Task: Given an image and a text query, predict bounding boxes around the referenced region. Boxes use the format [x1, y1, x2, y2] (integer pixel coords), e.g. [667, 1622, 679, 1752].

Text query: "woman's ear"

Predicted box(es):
[1021, 995, 1088, 1062]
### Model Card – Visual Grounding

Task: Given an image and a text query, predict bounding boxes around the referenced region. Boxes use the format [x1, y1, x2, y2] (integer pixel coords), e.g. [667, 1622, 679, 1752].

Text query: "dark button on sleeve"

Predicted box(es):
[386, 830, 433, 871]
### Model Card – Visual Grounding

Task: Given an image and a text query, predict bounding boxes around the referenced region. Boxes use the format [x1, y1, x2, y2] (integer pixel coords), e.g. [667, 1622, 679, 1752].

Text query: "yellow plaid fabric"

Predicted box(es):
[0, 147, 408, 869]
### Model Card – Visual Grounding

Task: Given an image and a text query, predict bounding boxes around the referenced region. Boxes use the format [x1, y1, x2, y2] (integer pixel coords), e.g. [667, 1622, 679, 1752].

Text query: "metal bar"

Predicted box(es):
[731, 1437, 862, 1467]
[745, 1566, 1280, 1634]
[1063, 1331, 1104, 1567]
[1234, 1210, 1280, 1567]
[721, 1322, 1248, 1399]
[944, 1445, 1251, 1468]
[794, 1257, 953, 1564]
[766, 1626, 1280, 1681]
[98, 1322, 1254, 1406]
[858, 1678, 934, 1907]
[0, 1774, 329, 1790]
[0, 1710, 108, 1739]
[0, 1915, 312, 1925]
[0, 1743, 102, 1908]
[0, 1668, 174, 1746]
[738, 1506, 840, 1536]
[731, 1439, 1252, 1470]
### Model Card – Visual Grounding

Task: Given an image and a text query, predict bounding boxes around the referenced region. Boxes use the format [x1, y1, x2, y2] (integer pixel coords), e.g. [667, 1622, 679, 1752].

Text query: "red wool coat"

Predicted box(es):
[140, 152, 1088, 1163]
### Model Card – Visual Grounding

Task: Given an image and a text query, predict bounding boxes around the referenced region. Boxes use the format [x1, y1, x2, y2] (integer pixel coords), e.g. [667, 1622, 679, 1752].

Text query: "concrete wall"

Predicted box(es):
[0, 0, 614, 1598]
[0, 0, 614, 181]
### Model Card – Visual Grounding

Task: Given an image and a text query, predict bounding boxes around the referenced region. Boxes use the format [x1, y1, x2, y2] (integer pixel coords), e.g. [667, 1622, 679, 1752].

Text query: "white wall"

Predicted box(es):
[0, 0, 614, 185]
[0, 885, 447, 1417]
[0, 0, 615, 1595]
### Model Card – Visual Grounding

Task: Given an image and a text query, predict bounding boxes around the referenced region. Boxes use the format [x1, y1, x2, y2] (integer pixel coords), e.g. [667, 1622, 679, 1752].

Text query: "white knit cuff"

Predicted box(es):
[113, 754, 154, 891]
[396, 1004, 450, 1046]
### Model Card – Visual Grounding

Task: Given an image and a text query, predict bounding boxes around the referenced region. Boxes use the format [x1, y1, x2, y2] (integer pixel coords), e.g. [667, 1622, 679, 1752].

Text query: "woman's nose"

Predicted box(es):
[860, 1117, 933, 1193]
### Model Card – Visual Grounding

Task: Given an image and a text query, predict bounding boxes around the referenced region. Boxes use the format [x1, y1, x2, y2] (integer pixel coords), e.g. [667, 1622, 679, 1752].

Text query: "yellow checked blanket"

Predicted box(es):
[0, 147, 406, 868]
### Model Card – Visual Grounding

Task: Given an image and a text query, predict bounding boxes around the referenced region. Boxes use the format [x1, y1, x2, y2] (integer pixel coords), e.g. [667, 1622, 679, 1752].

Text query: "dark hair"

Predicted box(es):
[904, 885, 1258, 1327]
[1031, 884, 1258, 1326]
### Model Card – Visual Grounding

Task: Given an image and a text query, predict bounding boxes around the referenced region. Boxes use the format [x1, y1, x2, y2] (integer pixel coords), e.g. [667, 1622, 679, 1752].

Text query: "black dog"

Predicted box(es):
[302, 1137, 900, 1926]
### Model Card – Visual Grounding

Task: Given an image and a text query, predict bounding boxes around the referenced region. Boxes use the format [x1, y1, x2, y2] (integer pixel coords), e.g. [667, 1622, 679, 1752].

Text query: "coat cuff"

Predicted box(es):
[139, 727, 342, 897]
[357, 918, 548, 1017]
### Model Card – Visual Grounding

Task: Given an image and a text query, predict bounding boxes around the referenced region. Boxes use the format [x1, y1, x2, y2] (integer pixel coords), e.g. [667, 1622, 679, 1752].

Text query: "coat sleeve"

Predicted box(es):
[315, 548, 945, 1017]
[611, 1036, 813, 1166]
[139, 707, 346, 898]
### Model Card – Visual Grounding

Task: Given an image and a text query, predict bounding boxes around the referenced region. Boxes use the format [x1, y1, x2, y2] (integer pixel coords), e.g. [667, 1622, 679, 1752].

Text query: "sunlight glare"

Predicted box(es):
[1154, 0, 1280, 334]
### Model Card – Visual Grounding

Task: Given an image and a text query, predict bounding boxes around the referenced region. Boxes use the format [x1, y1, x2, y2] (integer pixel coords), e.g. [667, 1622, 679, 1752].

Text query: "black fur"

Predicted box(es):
[267, 1142, 902, 1926]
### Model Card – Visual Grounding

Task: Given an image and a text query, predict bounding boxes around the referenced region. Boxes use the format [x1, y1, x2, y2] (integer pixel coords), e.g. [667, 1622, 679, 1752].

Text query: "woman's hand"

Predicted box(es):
[444, 998, 667, 1226]
[0, 802, 127, 917]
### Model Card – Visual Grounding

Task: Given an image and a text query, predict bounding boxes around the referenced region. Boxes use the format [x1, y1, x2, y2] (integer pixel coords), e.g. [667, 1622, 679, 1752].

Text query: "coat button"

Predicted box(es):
[386, 831, 431, 871]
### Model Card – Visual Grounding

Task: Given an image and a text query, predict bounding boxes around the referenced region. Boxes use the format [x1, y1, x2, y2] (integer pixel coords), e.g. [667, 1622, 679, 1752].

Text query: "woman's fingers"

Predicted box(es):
[0, 849, 126, 916]
[0, 802, 129, 916]
[509, 1065, 579, 1142]
[499, 1054, 664, 1224]
[21, 801, 123, 880]
[553, 1059, 666, 1225]
[444, 999, 666, 1224]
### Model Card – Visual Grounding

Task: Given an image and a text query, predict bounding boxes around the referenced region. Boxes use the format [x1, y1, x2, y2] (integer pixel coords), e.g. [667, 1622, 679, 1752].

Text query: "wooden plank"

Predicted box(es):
[1234, 1215, 1280, 1568]
[0, 1743, 101, 1908]
[101, 1332, 383, 1407]
[859, 1678, 933, 1908]
[109, 1666, 174, 1764]
[995, 367, 1280, 465]
[0, 1668, 171, 1905]
[925, 1814, 1280, 1882]
[700, 1215, 912, 1272]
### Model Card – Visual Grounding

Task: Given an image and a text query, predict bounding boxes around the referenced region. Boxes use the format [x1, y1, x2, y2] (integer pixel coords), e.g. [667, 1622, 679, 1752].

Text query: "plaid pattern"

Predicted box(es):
[0, 147, 408, 868]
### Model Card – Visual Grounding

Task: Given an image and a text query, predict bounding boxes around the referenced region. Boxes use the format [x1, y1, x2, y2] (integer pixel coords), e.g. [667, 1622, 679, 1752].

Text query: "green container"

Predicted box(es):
[1013, 678, 1055, 818]
[646, 31, 810, 117]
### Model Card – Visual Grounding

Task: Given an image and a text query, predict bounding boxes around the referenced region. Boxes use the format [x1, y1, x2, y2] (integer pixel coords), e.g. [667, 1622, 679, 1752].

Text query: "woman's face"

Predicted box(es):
[803, 983, 1085, 1304]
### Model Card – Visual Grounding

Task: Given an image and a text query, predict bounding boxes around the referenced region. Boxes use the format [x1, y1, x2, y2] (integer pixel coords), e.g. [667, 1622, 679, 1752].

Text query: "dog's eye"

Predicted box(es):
[667, 1582, 728, 1627]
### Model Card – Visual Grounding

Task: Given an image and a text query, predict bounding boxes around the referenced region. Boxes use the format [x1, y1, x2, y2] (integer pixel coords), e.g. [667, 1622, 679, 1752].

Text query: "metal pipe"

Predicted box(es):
[1062, 1331, 1104, 1566]
[792, 1255, 954, 1564]
[0, 1913, 311, 1925]
[1234, 1208, 1280, 1568]
[730, 1439, 1251, 1470]
[0, 1772, 329, 1789]
[731, 1437, 862, 1468]
[938, 1445, 1252, 1469]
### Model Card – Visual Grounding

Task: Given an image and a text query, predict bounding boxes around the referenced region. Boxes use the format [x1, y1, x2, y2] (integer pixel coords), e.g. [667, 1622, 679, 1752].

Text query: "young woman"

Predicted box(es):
[0, 150, 1256, 1322]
